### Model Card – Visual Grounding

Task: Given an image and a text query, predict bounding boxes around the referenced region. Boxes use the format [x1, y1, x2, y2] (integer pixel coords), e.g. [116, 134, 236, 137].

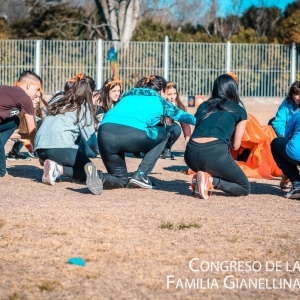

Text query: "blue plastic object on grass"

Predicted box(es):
[67, 257, 86, 266]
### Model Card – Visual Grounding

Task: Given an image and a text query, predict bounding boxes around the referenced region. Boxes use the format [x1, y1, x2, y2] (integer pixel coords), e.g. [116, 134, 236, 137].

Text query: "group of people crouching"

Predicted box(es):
[1, 70, 300, 200]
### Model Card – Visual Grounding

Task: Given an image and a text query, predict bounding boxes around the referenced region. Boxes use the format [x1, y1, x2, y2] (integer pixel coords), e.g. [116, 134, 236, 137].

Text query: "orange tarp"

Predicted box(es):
[186, 113, 282, 179]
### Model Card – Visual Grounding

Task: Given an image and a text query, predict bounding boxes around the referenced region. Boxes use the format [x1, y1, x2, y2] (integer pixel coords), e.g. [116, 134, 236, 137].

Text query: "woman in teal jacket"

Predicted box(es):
[84, 75, 196, 195]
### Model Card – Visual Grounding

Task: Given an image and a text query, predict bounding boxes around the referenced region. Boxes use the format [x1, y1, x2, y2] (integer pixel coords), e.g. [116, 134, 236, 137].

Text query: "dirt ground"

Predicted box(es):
[1, 103, 300, 300]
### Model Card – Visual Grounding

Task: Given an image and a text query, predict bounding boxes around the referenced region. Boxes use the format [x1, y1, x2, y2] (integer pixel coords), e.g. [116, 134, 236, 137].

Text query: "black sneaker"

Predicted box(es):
[160, 148, 174, 160]
[284, 186, 300, 199]
[129, 170, 156, 189]
[7, 150, 31, 161]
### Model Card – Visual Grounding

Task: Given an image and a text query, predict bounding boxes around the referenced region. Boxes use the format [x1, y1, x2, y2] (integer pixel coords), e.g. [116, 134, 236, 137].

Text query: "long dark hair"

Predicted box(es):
[47, 76, 97, 126]
[201, 74, 244, 120]
[135, 75, 167, 92]
[99, 77, 122, 113]
[287, 81, 300, 103]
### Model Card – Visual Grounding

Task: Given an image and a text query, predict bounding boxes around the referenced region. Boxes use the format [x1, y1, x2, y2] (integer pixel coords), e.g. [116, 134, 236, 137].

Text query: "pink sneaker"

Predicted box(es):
[42, 159, 62, 185]
[195, 171, 213, 199]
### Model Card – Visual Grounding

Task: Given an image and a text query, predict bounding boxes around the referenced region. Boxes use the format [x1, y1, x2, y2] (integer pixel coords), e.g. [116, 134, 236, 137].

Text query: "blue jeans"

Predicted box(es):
[0, 116, 20, 176]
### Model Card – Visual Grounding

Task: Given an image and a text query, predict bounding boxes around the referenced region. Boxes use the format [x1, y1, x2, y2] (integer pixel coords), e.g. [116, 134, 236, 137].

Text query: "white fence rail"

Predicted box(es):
[0, 38, 298, 97]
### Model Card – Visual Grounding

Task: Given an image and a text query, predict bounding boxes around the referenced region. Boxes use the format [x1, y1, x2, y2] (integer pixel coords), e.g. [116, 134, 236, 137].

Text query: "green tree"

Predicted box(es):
[0, 17, 11, 39]
[277, 11, 300, 45]
[10, 0, 104, 40]
[132, 18, 221, 42]
[231, 26, 258, 43]
[240, 6, 282, 41]
[284, 0, 300, 18]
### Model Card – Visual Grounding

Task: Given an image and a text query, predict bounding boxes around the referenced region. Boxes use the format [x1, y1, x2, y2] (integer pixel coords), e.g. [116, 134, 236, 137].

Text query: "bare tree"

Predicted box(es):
[94, 0, 140, 42]
[201, 0, 220, 37]
[141, 0, 206, 27]
[0, 0, 28, 25]
[215, 15, 241, 41]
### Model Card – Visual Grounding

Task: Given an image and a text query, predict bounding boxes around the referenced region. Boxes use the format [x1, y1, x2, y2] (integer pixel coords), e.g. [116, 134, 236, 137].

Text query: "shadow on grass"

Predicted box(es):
[7, 164, 42, 181]
[163, 165, 189, 173]
[250, 181, 284, 196]
[66, 187, 92, 194]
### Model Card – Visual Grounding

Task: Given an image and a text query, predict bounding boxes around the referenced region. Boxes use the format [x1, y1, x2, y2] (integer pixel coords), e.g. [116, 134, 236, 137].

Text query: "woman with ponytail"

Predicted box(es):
[35, 74, 99, 186]
[84, 75, 196, 194]
[184, 73, 251, 199]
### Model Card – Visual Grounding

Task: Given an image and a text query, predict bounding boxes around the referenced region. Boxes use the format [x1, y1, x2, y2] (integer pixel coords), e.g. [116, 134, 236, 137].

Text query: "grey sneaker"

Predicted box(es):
[84, 163, 103, 195]
[129, 170, 156, 189]
[284, 186, 300, 199]
[160, 148, 174, 160]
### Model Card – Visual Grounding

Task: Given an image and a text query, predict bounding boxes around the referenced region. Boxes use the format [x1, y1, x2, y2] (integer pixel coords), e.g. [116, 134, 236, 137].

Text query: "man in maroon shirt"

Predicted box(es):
[0, 70, 42, 177]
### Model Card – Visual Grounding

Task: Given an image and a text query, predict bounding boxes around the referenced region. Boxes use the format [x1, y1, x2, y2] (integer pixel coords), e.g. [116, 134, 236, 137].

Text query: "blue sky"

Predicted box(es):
[219, 0, 296, 16]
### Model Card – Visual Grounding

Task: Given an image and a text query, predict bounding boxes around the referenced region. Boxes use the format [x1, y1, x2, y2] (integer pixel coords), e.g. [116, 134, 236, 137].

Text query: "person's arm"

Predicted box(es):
[231, 120, 247, 150]
[272, 100, 289, 137]
[11, 114, 36, 145]
[180, 123, 191, 146]
[164, 100, 196, 125]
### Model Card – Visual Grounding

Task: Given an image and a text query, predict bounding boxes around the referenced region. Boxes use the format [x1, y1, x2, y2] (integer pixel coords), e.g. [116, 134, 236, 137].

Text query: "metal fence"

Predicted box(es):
[0, 38, 298, 97]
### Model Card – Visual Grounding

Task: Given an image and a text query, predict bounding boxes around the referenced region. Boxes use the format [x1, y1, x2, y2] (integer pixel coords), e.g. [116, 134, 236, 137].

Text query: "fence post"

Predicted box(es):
[35, 40, 41, 76]
[97, 39, 103, 89]
[291, 42, 296, 85]
[226, 41, 231, 73]
[164, 36, 169, 80]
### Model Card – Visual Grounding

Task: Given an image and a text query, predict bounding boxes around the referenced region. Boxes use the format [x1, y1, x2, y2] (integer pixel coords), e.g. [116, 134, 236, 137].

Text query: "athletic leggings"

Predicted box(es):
[36, 148, 91, 181]
[184, 139, 250, 196]
[165, 123, 181, 150]
[271, 137, 300, 188]
[98, 123, 168, 188]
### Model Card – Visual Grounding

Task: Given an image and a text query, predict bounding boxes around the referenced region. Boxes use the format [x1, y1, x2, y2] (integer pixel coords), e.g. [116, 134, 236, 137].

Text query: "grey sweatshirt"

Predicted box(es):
[35, 105, 98, 154]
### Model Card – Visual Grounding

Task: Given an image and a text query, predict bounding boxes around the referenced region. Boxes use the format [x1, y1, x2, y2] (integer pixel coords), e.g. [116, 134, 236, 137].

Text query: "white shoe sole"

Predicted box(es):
[196, 171, 209, 199]
[129, 179, 155, 189]
[84, 163, 103, 195]
[42, 159, 55, 185]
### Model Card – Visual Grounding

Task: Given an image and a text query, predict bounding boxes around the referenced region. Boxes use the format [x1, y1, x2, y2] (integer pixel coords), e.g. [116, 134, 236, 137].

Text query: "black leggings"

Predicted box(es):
[98, 123, 168, 188]
[36, 148, 91, 181]
[165, 123, 181, 149]
[184, 139, 250, 196]
[271, 137, 300, 188]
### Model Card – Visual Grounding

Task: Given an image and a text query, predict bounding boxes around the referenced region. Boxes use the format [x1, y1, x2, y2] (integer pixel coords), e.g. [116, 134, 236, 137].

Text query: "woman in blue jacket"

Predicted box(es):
[84, 75, 196, 195]
[271, 81, 300, 189]
[272, 81, 300, 137]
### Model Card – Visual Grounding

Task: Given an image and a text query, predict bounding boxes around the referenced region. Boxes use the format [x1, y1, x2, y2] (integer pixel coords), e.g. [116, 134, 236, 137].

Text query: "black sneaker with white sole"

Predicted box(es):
[129, 170, 156, 189]
[284, 186, 300, 199]
[7, 150, 31, 161]
[84, 162, 103, 195]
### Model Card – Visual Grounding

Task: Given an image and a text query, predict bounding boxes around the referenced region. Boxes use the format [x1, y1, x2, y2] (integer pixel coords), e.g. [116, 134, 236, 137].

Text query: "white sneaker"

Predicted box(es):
[42, 159, 62, 185]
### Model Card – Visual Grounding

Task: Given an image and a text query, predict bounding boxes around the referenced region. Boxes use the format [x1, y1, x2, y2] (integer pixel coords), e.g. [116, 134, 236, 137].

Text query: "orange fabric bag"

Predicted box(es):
[186, 113, 282, 179]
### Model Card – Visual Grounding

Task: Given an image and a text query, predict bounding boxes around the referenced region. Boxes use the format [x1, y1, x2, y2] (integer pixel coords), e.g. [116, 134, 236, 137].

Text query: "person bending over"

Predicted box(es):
[271, 112, 300, 199]
[160, 81, 191, 159]
[0, 70, 42, 177]
[84, 75, 196, 195]
[35, 75, 99, 186]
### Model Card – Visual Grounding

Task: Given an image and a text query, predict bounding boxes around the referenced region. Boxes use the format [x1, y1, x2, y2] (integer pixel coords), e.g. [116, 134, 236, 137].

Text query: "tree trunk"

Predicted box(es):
[94, 0, 140, 43]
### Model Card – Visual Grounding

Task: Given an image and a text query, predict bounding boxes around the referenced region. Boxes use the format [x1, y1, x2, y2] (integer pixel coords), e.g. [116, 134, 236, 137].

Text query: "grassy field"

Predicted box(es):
[1, 103, 300, 300]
